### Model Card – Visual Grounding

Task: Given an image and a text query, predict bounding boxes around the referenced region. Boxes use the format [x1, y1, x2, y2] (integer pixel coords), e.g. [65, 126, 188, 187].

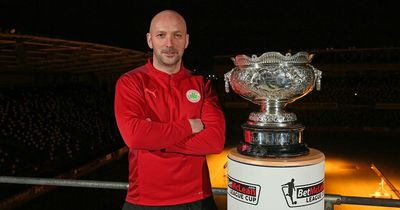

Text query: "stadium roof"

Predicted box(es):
[0, 33, 147, 75]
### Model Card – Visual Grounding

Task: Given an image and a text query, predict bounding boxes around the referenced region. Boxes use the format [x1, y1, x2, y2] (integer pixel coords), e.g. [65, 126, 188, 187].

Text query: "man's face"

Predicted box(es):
[147, 12, 189, 73]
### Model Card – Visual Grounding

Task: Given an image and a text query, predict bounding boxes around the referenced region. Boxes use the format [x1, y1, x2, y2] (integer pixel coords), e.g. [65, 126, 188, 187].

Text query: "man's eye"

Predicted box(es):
[156, 34, 165, 38]
[175, 34, 182, 38]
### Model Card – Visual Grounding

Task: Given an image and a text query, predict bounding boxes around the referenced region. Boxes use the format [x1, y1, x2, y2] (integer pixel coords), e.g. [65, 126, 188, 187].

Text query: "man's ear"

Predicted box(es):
[185, 34, 189, 49]
[146, 33, 153, 49]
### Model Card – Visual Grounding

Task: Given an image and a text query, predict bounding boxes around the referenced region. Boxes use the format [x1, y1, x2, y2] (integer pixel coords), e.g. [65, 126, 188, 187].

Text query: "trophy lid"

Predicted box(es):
[232, 51, 314, 67]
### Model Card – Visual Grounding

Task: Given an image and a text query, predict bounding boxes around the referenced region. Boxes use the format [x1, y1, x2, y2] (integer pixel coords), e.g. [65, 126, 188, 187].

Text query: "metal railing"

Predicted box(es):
[1, 176, 400, 210]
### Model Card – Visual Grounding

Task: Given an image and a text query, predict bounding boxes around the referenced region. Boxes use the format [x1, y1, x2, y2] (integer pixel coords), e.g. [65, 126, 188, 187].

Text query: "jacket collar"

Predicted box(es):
[146, 59, 189, 81]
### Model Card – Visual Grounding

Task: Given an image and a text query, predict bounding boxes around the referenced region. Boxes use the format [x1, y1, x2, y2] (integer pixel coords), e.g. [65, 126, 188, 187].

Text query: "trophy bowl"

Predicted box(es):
[225, 51, 322, 157]
[225, 51, 322, 124]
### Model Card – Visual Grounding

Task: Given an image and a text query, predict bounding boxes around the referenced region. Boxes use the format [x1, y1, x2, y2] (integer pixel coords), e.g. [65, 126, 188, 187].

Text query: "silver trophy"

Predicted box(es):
[225, 51, 322, 157]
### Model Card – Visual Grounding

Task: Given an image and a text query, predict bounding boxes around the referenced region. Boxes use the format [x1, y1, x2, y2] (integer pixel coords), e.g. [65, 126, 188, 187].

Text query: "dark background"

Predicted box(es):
[1, 0, 399, 57]
[1, 1, 400, 210]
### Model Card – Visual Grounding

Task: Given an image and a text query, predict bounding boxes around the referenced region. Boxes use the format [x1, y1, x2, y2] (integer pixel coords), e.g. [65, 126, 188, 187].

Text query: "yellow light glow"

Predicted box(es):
[325, 158, 359, 176]
[207, 148, 232, 188]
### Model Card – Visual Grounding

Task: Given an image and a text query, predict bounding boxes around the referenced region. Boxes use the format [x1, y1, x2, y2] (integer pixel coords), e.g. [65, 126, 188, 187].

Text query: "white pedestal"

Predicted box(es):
[227, 148, 325, 210]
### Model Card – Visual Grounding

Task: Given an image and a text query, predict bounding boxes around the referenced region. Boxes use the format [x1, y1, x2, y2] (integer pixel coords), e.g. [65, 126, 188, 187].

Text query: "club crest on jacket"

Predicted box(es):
[186, 89, 201, 103]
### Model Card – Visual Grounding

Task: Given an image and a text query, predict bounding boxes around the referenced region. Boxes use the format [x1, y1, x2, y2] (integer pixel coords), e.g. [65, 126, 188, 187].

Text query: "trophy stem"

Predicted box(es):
[249, 100, 297, 125]
[260, 100, 287, 114]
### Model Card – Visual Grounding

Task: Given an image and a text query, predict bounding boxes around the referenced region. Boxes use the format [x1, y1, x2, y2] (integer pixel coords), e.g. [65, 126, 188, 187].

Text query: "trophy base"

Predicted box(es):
[237, 141, 309, 158]
[239, 122, 310, 157]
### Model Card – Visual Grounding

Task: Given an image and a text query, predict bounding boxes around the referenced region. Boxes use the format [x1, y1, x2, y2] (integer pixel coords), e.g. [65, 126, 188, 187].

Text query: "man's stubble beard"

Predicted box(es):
[154, 48, 182, 67]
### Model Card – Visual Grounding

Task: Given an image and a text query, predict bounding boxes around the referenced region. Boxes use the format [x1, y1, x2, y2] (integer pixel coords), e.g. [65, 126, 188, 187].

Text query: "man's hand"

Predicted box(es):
[188, 119, 204, 134]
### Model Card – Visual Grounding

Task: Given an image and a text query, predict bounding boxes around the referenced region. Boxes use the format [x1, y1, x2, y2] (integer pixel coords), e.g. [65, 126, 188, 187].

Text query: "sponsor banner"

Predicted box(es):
[281, 178, 324, 208]
[228, 176, 261, 205]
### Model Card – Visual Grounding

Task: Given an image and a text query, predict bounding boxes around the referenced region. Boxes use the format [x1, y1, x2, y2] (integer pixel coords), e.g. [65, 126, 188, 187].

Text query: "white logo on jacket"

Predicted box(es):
[144, 88, 157, 98]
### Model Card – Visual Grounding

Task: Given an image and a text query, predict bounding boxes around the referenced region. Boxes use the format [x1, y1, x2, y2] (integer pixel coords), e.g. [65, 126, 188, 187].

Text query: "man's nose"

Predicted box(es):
[165, 36, 173, 47]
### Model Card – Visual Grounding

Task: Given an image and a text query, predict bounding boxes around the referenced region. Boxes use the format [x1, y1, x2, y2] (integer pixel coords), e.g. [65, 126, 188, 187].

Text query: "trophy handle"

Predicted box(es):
[311, 65, 322, 91]
[224, 70, 233, 93]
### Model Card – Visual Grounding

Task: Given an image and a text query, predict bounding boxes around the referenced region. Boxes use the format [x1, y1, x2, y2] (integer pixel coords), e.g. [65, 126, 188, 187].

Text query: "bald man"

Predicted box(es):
[114, 10, 226, 210]
[147, 10, 188, 74]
